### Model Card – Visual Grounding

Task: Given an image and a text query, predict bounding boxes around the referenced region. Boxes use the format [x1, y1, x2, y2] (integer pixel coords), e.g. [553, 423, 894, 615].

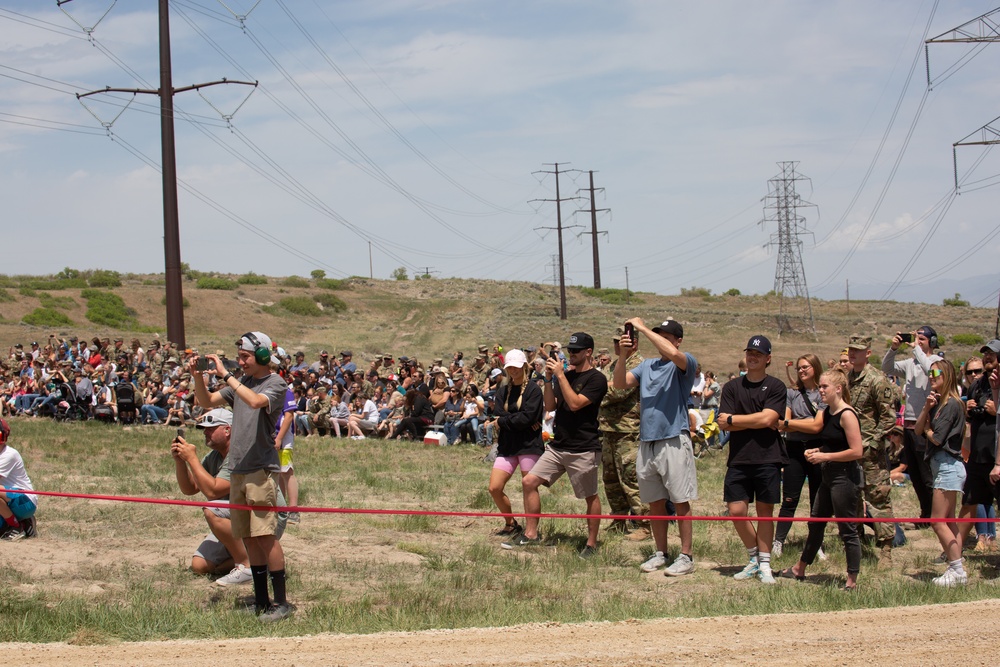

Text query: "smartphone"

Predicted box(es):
[195, 357, 209, 372]
[624, 322, 635, 342]
[549, 349, 559, 361]
[899, 333, 914, 343]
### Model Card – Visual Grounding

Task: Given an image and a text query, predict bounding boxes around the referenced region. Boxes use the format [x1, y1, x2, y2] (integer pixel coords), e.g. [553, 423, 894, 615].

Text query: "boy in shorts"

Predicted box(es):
[0, 418, 38, 541]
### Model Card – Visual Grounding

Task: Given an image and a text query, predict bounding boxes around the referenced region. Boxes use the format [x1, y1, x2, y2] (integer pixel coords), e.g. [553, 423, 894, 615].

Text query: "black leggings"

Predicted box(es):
[903, 427, 933, 520]
[801, 463, 862, 574]
[776, 440, 822, 543]
[397, 416, 431, 439]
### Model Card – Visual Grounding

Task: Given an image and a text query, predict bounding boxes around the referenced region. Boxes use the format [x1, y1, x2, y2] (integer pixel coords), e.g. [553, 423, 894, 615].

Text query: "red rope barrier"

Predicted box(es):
[7, 488, 996, 523]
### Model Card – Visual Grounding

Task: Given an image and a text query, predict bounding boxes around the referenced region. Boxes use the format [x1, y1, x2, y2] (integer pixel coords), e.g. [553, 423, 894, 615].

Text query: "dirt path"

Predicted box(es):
[12, 599, 1000, 666]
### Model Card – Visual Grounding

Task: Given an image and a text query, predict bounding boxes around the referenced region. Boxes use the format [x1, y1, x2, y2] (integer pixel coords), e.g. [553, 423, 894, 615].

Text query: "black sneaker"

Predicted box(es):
[578, 545, 598, 560]
[501, 533, 542, 550]
[1, 526, 25, 542]
[21, 517, 37, 538]
[496, 521, 522, 537]
[258, 602, 293, 623]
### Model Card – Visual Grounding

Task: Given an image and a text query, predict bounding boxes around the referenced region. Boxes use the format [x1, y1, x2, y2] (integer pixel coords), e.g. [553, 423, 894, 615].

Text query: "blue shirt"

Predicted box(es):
[629, 353, 697, 441]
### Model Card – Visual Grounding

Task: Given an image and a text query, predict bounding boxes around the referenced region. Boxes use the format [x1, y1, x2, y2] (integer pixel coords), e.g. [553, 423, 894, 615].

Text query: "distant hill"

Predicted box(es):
[1, 272, 995, 375]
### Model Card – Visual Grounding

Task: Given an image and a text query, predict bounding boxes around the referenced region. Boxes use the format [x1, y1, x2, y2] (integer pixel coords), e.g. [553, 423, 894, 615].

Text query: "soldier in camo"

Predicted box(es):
[470, 354, 490, 390]
[846, 335, 898, 566]
[376, 354, 395, 382]
[598, 327, 649, 539]
[308, 384, 334, 436]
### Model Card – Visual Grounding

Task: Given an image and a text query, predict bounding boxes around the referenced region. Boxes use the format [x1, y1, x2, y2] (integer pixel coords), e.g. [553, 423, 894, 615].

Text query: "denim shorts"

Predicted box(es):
[929, 449, 967, 493]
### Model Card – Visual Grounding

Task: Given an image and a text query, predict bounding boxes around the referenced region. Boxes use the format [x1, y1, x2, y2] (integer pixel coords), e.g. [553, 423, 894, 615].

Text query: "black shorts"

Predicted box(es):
[962, 462, 1000, 507]
[724, 463, 782, 505]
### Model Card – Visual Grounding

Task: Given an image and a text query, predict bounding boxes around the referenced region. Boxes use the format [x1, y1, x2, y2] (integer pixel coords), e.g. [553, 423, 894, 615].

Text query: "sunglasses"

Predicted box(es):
[928, 368, 943, 378]
[966, 368, 983, 376]
[796, 366, 811, 372]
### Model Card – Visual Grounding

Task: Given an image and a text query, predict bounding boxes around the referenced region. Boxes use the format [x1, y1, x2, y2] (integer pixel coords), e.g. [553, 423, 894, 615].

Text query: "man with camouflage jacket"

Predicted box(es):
[598, 327, 648, 538]
[847, 335, 898, 566]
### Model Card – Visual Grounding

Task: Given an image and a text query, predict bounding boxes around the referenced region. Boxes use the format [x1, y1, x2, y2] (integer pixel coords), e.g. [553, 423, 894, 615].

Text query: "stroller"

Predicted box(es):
[116, 382, 138, 424]
[53, 382, 88, 421]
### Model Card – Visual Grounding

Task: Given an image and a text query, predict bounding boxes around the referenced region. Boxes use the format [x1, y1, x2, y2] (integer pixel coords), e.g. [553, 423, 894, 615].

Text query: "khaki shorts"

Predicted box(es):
[528, 448, 601, 499]
[230, 469, 281, 539]
[637, 433, 698, 504]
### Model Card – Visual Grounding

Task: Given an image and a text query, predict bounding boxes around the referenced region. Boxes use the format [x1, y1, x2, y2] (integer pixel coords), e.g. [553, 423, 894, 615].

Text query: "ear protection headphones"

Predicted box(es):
[239, 332, 271, 365]
[0, 418, 9, 445]
[918, 326, 939, 351]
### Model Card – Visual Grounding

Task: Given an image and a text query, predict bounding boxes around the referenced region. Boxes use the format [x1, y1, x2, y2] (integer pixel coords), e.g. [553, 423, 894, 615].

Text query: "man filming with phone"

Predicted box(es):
[882, 325, 941, 522]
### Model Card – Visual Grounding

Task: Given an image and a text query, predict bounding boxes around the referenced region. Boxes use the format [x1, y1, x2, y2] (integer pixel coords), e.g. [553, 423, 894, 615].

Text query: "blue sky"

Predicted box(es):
[2, 1, 999, 306]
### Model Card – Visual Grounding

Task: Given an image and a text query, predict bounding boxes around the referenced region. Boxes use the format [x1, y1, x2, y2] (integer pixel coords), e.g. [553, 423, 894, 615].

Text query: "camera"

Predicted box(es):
[968, 406, 986, 418]
[898, 333, 913, 343]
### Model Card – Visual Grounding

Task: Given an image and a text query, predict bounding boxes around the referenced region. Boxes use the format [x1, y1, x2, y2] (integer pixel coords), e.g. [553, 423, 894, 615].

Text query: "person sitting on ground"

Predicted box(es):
[172, 408, 287, 586]
[0, 418, 38, 541]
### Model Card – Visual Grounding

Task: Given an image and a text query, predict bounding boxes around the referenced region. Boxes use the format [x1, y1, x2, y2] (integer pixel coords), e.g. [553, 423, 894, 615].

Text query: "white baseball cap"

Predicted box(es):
[196, 408, 233, 428]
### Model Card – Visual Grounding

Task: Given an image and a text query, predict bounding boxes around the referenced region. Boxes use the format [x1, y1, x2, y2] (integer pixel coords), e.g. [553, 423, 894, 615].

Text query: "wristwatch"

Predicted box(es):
[727, 415, 733, 426]
[783, 419, 789, 429]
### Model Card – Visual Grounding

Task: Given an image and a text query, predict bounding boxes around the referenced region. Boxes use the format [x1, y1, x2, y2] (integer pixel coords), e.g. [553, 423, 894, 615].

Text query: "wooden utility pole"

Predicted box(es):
[531, 163, 582, 320]
[575, 171, 609, 289]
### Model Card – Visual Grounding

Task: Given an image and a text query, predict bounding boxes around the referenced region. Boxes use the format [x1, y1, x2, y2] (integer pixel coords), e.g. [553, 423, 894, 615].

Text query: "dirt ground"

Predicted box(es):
[8, 598, 999, 666]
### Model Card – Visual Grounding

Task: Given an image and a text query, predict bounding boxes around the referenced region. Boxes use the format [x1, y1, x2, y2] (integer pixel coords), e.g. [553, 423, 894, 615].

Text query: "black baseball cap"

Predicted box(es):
[566, 332, 595, 351]
[745, 335, 772, 355]
[652, 320, 684, 338]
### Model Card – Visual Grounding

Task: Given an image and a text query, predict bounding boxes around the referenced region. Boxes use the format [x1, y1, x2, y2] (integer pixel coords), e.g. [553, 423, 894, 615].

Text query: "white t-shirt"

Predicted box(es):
[362, 399, 379, 422]
[0, 445, 34, 499]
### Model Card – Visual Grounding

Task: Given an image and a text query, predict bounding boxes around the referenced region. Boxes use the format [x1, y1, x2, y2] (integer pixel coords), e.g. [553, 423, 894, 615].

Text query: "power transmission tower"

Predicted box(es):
[575, 170, 609, 289]
[531, 163, 582, 320]
[760, 161, 816, 336]
[67, 0, 256, 348]
[545, 255, 561, 286]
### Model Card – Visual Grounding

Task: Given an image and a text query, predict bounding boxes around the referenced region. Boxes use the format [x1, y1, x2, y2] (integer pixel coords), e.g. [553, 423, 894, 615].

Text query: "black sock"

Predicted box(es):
[269, 569, 287, 606]
[251, 565, 270, 612]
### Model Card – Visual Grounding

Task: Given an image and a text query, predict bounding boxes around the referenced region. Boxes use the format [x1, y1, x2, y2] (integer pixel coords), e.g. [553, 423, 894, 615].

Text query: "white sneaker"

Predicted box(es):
[733, 560, 760, 580]
[817, 547, 828, 561]
[664, 553, 695, 577]
[932, 569, 968, 588]
[771, 540, 783, 558]
[350, 434, 365, 440]
[640, 551, 667, 572]
[215, 563, 253, 587]
[758, 567, 776, 585]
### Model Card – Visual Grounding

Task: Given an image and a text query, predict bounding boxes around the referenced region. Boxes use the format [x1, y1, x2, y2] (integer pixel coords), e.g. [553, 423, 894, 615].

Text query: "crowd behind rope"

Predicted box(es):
[1, 325, 999, 592]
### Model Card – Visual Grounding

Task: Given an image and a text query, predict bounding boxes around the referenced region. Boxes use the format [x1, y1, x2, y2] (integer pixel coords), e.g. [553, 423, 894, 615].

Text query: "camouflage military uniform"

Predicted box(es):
[358, 379, 376, 401]
[470, 361, 490, 391]
[598, 351, 647, 521]
[309, 392, 334, 435]
[848, 362, 897, 551]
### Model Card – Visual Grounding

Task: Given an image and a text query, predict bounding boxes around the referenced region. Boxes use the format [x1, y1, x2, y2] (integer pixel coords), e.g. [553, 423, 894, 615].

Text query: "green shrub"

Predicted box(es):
[680, 286, 712, 297]
[725, 288, 742, 296]
[276, 296, 322, 316]
[281, 275, 310, 288]
[315, 292, 347, 312]
[196, 277, 237, 290]
[238, 272, 268, 285]
[951, 333, 985, 346]
[142, 278, 165, 286]
[0, 289, 14, 303]
[943, 293, 969, 307]
[579, 287, 638, 305]
[391, 267, 408, 281]
[22, 307, 73, 327]
[81, 289, 138, 328]
[37, 292, 76, 310]
[316, 278, 349, 291]
[88, 270, 122, 288]
[19, 287, 37, 297]
[310, 269, 326, 281]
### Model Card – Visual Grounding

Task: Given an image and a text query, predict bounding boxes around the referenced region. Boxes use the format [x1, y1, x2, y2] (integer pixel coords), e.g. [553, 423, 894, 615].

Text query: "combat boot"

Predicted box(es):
[876, 541, 893, 569]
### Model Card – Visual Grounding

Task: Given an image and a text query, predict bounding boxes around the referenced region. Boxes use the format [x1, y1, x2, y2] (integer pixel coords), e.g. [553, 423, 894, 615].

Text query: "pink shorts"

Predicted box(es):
[492, 454, 540, 476]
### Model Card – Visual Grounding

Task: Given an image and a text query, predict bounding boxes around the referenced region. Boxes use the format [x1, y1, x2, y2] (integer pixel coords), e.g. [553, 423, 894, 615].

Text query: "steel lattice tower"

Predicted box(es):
[761, 161, 816, 335]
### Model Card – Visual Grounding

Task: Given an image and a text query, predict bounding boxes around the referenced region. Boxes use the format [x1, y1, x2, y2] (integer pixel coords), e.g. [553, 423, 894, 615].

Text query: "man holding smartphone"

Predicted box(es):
[882, 325, 941, 523]
[192, 332, 292, 622]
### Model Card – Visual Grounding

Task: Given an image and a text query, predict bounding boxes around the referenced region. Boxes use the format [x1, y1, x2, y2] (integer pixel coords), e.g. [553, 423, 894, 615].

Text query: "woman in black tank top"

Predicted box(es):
[777, 369, 864, 590]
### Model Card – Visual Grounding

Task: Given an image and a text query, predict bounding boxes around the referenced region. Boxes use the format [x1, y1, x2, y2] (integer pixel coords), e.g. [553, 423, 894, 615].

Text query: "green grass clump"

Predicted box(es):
[237, 272, 268, 285]
[81, 289, 138, 328]
[281, 275, 310, 288]
[951, 333, 984, 346]
[316, 278, 349, 290]
[159, 295, 190, 308]
[0, 288, 14, 303]
[87, 270, 122, 288]
[37, 292, 76, 310]
[196, 276, 237, 290]
[19, 287, 37, 297]
[276, 296, 323, 317]
[22, 307, 73, 326]
[315, 292, 347, 312]
[579, 287, 639, 305]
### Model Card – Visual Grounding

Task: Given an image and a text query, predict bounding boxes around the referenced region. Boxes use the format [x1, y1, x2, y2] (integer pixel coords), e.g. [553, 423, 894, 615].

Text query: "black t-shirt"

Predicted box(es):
[720, 374, 787, 466]
[552, 368, 608, 453]
[966, 376, 997, 464]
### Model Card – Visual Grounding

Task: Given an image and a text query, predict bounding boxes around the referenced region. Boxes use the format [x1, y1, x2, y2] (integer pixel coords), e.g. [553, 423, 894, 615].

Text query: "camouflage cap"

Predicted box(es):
[847, 335, 871, 350]
[597, 348, 609, 355]
[477, 345, 489, 353]
[612, 326, 624, 342]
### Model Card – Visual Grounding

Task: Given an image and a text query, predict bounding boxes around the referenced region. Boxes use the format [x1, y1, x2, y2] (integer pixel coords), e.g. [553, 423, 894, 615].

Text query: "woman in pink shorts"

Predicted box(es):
[485, 349, 545, 536]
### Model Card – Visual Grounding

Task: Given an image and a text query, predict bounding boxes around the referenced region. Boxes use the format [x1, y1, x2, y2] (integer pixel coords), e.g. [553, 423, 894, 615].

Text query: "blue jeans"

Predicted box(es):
[977, 504, 997, 539]
[15, 394, 40, 412]
[453, 417, 478, 443]
[140, 404, 167, 423]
